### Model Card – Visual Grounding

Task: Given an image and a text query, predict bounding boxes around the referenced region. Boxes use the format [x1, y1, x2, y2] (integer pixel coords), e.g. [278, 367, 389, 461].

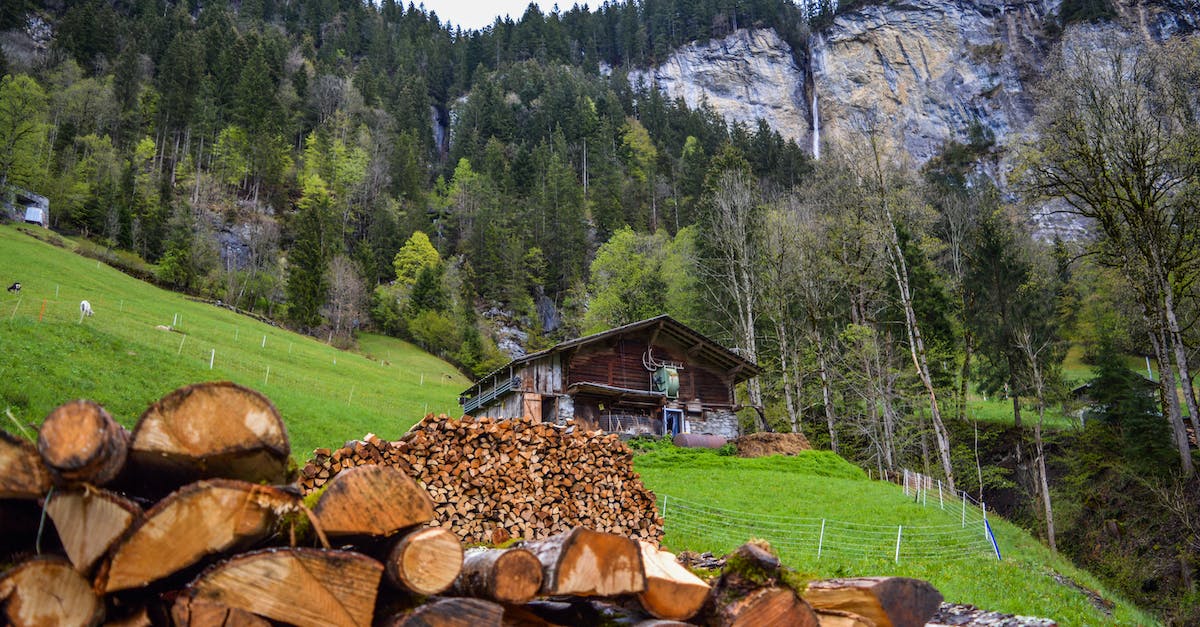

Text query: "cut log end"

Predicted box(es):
[386, 527, 463, 596]
[636, 542, 710, 621]
[37, 400, 128, 486]
[0, 556, 105, 627]
[721, 586, 819, 627]
[454, 547, 543, 604]
[45, 488, 141, 574]
[525, 527, 646, 597]
[0, 430, 51, 499]
[384, 597, 504, 627]
[314, 465, 434, 537]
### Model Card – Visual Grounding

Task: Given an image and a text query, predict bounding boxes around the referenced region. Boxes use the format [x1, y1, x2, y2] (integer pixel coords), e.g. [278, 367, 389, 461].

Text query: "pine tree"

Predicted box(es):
[287, 175, 338, 329]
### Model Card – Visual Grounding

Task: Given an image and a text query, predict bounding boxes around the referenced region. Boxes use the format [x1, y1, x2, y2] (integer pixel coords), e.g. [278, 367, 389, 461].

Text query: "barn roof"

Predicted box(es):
[461, 314, 760, 399]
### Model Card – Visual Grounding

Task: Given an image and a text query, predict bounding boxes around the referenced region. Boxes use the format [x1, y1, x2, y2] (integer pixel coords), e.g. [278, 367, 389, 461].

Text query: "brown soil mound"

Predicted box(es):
[734, 431, 812, 458]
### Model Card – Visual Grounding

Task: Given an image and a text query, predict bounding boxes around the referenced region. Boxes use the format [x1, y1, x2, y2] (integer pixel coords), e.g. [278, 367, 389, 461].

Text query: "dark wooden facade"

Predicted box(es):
[460, 316, 758, 439]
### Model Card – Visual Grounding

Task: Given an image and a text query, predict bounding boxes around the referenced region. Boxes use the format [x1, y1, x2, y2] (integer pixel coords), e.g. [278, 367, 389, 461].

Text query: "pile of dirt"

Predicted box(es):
[734, 431, 812, 458]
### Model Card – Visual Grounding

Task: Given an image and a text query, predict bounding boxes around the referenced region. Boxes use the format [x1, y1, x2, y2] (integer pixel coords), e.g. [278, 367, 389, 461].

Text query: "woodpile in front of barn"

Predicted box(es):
[1, 381, 945, 626]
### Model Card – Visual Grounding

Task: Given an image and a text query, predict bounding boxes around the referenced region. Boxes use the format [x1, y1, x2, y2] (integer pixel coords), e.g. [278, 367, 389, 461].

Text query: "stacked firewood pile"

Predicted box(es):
[1, 381, 947, 626]
[299, 414, 664, 545]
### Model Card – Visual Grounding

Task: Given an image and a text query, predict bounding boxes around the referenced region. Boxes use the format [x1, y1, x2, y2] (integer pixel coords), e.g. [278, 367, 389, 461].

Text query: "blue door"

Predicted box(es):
[663, 408, 683, 436]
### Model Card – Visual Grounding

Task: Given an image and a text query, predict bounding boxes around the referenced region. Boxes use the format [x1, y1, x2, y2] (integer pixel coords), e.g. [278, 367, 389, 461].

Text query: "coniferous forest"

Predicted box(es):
[2, 1, 1200, 622]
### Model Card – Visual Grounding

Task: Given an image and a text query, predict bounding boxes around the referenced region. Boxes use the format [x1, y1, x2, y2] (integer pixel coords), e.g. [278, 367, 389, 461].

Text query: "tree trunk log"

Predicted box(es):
[127, 382, 290, 494]
[813, 608, 878, 627]
[635, 542, 709, 621]
[170, 596, 272, 627]
[383, 597, 504, 627]
[37, 400, 128, 486]
[384, 527, 463, 595]
[0, 556, 104, 627]
[523, 527, 645, 597]
[717, 586, 818, 627]
[98, 480, 296, 593]
[44, 488, 141, 573]
[1, 430, 52, 499]
[452, 547, 543, 604]
[802, 577, 942, 627]
[314, 464, 434, 537]
[184, 548, 383, 627]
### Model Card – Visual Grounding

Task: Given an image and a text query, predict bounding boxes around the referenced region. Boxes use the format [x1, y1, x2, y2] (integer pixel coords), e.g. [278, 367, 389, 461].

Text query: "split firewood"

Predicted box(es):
[170, 596, 271, 627]
[382, 597, 504, 627]
[127, 382, 290, 493]
[813, 608, 878, 627]
[635, 541, 710, 621]
[524, 527, 646, 597]
[716, 586, 819, 627]
[98, 480, 296, 593]
[384, 527, 463, 595]
[101, 606, 153, 627]
[313, 464, 434, 536]
[183, 548, 383, 627]
[452, 546, 543, 604]
[45, 488, 141, 573]
[802, 578, 942, 627]
[37, 400, 128, 486]
[0, 556, 104, 627]
[1, 429, 51, 499]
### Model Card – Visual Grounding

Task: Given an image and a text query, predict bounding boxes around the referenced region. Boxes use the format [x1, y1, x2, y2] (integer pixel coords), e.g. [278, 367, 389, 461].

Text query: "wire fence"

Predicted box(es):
[657, 468, 1001, 563]
[0, 286, 464, 420]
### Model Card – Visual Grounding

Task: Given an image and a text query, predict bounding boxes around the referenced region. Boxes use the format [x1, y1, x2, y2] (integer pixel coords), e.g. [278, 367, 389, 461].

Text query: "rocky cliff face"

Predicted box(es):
[628, 29, 811, 143]
[630, 1, 1197, 238]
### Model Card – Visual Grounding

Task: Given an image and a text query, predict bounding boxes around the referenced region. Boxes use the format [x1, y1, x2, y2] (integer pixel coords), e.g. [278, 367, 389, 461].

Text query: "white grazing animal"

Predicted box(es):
[80, 300, 94, 317]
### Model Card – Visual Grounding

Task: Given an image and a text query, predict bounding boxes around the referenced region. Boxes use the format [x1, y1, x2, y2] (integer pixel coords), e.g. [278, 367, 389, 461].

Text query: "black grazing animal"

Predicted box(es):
[6, 282, 19, 294]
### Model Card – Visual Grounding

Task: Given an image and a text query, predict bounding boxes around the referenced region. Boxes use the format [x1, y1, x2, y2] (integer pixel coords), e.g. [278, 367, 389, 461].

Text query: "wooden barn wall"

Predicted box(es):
[566, 335, 733, 406]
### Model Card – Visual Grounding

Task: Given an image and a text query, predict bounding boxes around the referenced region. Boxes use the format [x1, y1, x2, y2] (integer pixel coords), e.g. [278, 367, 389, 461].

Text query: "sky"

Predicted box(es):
[416, 1, 571, 31]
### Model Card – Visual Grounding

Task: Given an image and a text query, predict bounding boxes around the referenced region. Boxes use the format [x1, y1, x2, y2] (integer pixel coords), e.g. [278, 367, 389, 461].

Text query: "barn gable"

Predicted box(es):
[459, 315, 759, 439]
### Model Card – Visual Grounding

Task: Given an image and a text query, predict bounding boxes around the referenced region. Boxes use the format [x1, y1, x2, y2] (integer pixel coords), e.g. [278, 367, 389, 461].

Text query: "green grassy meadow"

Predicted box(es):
[635, 448, 1157, 626]
[0, 224, 469, 457]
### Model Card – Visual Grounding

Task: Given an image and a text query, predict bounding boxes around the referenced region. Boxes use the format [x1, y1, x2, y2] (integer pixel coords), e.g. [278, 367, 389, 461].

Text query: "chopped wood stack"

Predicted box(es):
[299, 414, 664, 545]
[1, 382, 945, 627]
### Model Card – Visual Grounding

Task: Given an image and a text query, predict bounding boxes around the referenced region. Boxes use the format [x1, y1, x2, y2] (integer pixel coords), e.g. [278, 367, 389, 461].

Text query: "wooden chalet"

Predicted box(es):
[459, 315, 759, 439]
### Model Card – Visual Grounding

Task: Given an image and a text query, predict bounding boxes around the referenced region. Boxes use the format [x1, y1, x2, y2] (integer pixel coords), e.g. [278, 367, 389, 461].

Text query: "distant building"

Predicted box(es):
[459, 315, 759, 439]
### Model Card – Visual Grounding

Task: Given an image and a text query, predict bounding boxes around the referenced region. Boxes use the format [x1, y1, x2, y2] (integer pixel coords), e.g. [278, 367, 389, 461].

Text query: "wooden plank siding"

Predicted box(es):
[566, 338, 733, 408]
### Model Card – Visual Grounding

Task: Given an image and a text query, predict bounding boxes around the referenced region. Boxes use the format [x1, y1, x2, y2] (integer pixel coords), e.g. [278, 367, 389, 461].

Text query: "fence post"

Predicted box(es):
[938, 480, 944, 510]
[817, 519, 826, 560]
[961, 491, 967, 528]
[982, 502, 989, 539]
[662, 494, 669, 520]
[922, 481, 927, 507]
[894, 525, 902, 563]
[264, 366, 270, 385]
[209, 349, 215, 369]
[903, 469, 909, 496]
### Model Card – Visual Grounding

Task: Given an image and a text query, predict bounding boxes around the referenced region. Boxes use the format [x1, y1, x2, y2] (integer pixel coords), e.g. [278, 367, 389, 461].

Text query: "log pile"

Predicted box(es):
[298, 414, 664, 545]
[1, 382, 946, 627]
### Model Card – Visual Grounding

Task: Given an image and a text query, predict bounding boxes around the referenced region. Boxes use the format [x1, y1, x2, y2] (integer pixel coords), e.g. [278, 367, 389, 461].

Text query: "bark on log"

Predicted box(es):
[452, 547, 543, 604]
[383, 597, 504, 627]
[716, 586, 819, 627]
[635, 542, 710, 621]
[384, 527, 463, 595]
[184, 548, 383, 627]
[0, 556, 104, 627]
[37, 400, 128, 486]
[1, 430, 51, 499]
[523, 527, 645, 597]
[127, 382, 290, 493]
[98, 480, 296, 593]
[45, 488, 141, 573]
[802, 577, 942, 627]
[314, 464, 434, 536]
[170, 596, 271, 627]
[813, 609, 878, 627]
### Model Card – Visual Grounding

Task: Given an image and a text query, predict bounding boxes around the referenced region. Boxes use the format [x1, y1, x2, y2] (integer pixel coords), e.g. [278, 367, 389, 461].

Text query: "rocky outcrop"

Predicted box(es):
[628, 29, 811, 143]
[628, 1, 1196, 239]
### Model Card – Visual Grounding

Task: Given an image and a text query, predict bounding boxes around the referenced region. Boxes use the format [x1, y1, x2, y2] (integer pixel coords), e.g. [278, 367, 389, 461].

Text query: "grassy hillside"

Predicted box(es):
[635, 447, 1158, 626]
[0, 224, 470, 456]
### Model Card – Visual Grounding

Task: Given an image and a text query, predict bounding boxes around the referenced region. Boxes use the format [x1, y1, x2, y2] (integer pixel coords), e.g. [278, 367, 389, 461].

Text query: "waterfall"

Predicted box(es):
[811, 90, 821, 160]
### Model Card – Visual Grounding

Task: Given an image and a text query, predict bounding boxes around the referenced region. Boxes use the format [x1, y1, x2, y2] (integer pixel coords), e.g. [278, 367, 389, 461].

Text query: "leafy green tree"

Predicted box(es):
[0, 74, 48, 190]
[583, 227, 668, 333]
[392, 231, 440, 287]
